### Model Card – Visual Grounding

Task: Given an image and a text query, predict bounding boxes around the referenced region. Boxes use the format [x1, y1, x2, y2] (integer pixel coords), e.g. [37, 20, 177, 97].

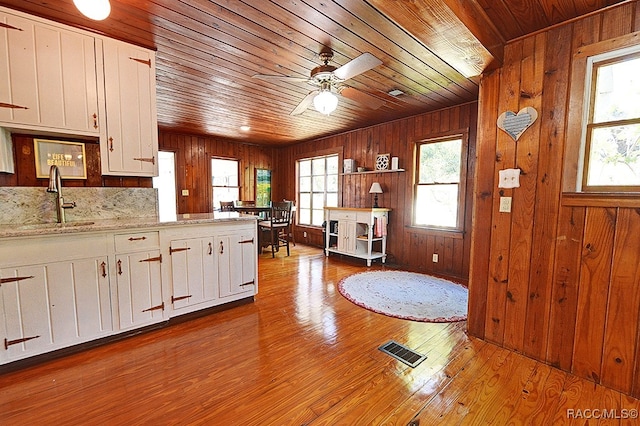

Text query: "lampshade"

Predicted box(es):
[313, 90, 338, 115]
[73, 0, 111, 20]
[369, 182, 383, 194]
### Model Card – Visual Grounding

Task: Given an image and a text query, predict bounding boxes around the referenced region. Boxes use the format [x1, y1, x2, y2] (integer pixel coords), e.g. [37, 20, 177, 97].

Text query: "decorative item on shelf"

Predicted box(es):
[375, 153, 390, 170]
[357, 166, 366, 172]
[369, 182, 383, 208]
[391, 156, 399, 170]
[343, 159, 355, 173]
[73, 0, 111, 20]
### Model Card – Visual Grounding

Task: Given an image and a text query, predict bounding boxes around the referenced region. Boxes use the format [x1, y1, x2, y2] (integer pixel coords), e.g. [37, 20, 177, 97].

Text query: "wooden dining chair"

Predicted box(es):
[219, 201, 234, 211]
[258, 201, 292, 257]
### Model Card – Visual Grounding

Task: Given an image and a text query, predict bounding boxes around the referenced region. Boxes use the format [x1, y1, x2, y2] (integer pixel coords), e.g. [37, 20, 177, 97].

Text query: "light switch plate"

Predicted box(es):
[181, 189, 189, 196]
[499, 196, 512, 212]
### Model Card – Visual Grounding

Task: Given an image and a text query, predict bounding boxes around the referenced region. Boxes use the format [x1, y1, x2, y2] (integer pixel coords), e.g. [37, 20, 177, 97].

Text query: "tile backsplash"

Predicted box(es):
[0, 187, 158, 224]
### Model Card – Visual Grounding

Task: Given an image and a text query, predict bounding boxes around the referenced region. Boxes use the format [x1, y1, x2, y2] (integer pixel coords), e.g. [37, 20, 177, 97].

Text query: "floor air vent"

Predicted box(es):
[378, 340, 427, 368]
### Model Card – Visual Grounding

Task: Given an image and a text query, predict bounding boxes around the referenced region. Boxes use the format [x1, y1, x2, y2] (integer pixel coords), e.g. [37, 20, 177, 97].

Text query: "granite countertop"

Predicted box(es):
[0, 212, 257, 238]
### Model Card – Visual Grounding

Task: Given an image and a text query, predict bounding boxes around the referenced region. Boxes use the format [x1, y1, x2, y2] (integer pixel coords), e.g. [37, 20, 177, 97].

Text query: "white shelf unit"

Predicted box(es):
[324, 207, 391, 266]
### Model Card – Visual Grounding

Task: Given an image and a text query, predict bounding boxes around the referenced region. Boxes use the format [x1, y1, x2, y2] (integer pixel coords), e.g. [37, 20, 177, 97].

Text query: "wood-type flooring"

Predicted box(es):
[1, 245, 639, 425]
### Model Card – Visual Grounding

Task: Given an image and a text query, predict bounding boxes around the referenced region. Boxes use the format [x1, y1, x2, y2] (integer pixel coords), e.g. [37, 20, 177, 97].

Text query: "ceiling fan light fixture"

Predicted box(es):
[73, 0, 111, 21]
[313, 90, 338, 115]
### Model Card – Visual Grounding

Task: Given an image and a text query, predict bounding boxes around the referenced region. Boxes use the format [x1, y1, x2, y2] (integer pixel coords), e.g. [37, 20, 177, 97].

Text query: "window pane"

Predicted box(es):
[211, 158, 238, 186]
[299, 160, 311, 176]
[326, 156, 338, 174]
[586, 123, 640, 186]
[299, 208, 311, 225]
[312, 209, 324, 226]
[312, 193, 324, 209]
[326, 192, 338, 207]
[299, 193, 311, 208]
[213, 187, 239, 209]
[419, 139, 462, 184]
[327, 174, 338, 192]
[299, 176, 311, 192]
[312, 176, 325, 192]
[593, 55, 640, 123]
[312, 158, 325, 175]
[415, 184, 459, 227]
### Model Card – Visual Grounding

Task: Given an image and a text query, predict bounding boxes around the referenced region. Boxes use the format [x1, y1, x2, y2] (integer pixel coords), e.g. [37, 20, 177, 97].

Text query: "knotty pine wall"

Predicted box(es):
[468, 1, 640, 397]
[158, 130, 275, 214]
[276, 103, 477, 283]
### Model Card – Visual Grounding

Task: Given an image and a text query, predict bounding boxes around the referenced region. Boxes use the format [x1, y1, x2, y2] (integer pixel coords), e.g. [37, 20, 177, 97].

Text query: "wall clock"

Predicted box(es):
[375, 153, 390, 170]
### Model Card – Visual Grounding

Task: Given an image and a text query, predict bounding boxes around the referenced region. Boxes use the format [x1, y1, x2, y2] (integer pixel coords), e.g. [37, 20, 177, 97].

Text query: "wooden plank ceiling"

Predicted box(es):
[0, 0, 623, 145]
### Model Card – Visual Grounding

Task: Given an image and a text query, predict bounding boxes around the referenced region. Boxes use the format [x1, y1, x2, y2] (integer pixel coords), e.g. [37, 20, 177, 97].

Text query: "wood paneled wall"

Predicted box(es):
[468, 0, 640, 397]
[158, 130, 275, 214]
[0, 134, 151, 187]
[277, 103, 477, 282]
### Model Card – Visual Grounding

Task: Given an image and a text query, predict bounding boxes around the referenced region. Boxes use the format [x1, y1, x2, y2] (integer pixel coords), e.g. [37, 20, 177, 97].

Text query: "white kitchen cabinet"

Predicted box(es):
[0, 8, 100, 135]
[113, 231, 165, 330]
[217, 231, 256, 299]
[168, 236, 217, 315]
[0, 256, 112, 364]
[325, 207, 390, 267]
[100, 38, 158, 177]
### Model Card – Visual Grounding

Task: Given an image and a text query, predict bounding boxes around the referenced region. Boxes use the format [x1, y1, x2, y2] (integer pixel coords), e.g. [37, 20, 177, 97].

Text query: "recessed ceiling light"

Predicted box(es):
[240, 126, 250, 131]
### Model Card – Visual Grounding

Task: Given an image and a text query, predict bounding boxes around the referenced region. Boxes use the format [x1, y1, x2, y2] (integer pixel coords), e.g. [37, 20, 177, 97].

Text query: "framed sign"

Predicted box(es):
[255, 168, 271, 207]
[34, 139, 87, 179]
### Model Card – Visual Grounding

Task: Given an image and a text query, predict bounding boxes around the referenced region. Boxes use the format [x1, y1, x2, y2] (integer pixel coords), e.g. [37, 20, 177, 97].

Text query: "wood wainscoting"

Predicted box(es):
[1, 245, 638, 424]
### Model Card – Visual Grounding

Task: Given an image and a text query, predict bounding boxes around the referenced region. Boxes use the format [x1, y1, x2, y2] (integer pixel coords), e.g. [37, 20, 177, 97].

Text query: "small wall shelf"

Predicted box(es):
[341, 168, 405, 176]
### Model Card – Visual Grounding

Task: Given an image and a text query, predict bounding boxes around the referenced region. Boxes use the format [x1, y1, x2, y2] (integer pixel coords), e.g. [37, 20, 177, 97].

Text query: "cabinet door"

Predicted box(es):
[337, 221, 356, 254]
[0, 257, 111, 363]
[217, 233, 256, 299]
[0, 10, 99, 134]
[115, 250, 164, 330]
[169, 237, 217, 312]
[102, 38, 158, 176]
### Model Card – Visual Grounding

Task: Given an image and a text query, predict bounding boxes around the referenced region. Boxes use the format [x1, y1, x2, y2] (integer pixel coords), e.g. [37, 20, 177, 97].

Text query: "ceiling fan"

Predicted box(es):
[252, 50, 385, 116]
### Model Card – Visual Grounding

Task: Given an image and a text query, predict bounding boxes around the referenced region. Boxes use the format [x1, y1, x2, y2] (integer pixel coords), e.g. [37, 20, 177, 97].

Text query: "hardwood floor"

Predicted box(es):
[1, 245, 639, 425]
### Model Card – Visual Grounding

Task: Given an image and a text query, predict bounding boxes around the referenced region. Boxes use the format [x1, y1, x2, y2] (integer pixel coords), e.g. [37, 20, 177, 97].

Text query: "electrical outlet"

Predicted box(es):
[303, 231, 307, 238]
[181, 189, 189, 196]
[432, 253, 438, 263]
[499, 196, 512, 212]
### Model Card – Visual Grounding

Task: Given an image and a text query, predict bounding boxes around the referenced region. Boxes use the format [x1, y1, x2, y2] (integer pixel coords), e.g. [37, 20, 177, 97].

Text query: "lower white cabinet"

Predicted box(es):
[0, 219, 257, 366]
[168, 237, 217, 315]
[0, 256, 112, 364]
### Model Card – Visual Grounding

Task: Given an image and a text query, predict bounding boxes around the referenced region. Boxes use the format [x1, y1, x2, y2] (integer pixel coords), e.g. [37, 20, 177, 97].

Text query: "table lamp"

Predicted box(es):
[369, 182, 383, 208]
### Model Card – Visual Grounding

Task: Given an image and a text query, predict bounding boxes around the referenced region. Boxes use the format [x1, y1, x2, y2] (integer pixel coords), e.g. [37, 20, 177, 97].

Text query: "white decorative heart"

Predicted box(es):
[497, 107, 538, 141]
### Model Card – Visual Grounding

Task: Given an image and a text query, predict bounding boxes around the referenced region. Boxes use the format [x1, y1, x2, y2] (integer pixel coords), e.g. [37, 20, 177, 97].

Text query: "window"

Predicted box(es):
[414, 136, 466, 229]
[581, 47, 640, 191]
[297, 154, 339, 226]
[211, 158, 239, 209]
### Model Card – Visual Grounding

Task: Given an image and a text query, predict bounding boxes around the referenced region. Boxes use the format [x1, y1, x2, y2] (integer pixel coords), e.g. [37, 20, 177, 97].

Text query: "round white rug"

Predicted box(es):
[338, 270, 468, 322]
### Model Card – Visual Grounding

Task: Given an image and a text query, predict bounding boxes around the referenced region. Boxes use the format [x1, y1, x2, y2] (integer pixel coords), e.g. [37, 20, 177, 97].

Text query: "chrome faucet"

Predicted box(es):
[46, 165, 76, 223]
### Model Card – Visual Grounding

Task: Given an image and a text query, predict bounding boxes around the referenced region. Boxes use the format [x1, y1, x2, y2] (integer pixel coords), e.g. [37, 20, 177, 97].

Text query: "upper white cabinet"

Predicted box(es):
[0, 6, 158, 177]
[0, 9, 100, 135]
[100, 38, 158, 177]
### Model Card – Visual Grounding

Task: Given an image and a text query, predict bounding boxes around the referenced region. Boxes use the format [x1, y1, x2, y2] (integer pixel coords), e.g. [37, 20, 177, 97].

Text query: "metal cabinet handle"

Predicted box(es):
[92, 113, 98, 129]
[117, 259, 122, 275]
[100, 261, 107, 278]
[109, 137, 114, 152]
[219, 241, 224, 254]
[208, 242, 213, 255]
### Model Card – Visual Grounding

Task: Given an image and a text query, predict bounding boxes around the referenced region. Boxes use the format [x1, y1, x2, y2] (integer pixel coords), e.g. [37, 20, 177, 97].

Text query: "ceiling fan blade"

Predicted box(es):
[252, 74, 310, 83]
[339, 86, 385, 109]
[333, 53, 382, 81]
[290, 91, 318, 115]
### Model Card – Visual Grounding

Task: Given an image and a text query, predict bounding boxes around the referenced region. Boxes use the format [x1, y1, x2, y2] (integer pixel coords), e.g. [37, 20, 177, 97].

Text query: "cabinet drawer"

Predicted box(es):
[114, 231, 159, 252]
[356, 212, 373, 224]
[330, 210, 356, 221]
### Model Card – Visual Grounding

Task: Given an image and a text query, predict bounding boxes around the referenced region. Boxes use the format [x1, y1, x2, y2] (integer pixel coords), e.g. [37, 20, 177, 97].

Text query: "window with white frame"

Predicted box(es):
[211, 157, 239, 210]
[580, 47, 640, 191]
[297, 154, 339, 226]
[414, 136, 466, 229]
